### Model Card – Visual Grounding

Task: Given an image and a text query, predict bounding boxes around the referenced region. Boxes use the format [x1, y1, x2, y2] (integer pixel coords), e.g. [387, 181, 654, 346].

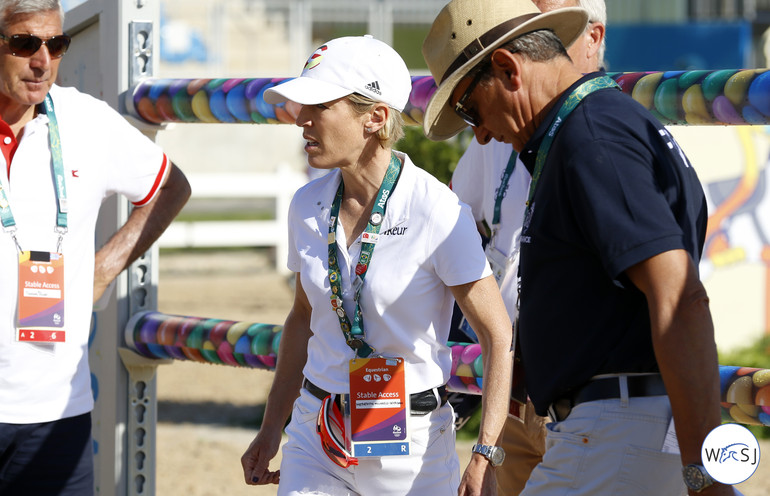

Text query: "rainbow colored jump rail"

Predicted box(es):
[126, 69, 770, 128]
[125, 311, 770, 426]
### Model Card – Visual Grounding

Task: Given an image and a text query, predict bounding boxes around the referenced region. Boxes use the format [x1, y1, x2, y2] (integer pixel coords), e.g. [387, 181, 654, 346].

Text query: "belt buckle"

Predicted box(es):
[548, 398, 572, 422]
[547, 404, 557, 422]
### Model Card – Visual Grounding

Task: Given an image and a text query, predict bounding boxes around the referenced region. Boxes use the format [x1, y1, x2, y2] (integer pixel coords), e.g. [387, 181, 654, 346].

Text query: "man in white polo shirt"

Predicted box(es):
[0, 1, 190, 494]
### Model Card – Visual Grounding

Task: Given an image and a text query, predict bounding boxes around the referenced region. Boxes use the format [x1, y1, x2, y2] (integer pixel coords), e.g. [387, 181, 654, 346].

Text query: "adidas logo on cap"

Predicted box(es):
[365, 80, 382, 95]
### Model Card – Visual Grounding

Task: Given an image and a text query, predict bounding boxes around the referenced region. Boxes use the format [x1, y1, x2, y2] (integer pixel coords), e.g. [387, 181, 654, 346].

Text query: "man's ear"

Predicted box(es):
[586, 23, 605, 60]
[490, 48, 522, 91]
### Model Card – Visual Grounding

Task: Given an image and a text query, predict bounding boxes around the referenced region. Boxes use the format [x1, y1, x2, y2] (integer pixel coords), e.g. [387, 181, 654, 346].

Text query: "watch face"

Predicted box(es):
[490, 447, 505, 466]
[683, 465, 706, 490]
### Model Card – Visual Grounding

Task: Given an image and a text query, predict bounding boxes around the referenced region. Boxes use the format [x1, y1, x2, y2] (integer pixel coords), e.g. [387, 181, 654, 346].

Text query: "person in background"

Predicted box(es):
[449, 0, 606, 493]
[0, 1, 190, 494]
[423, 0, 733, 494]
[241, 35, 512, 496]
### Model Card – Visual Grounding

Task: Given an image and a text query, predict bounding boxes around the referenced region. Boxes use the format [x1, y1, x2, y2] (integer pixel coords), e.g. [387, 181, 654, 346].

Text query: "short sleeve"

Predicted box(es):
[566, 137, 685, 278]
[451, 138, 486, 222]
[53, 86, 168, 206]
[287, 194, 302, 273]
[428, 189, 492, 286]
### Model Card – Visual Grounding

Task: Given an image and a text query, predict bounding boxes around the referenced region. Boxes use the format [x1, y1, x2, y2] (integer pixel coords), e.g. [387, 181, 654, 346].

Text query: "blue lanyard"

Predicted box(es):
[491, 150, 518, 227]
[515, 76, 620, 354]
[0, 94, 68, 251]
[524, 76, 619, 219]
[327, 153, 401, 358]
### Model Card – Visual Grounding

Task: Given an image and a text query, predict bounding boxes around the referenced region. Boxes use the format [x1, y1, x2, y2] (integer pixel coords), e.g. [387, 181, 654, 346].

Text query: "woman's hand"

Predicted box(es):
[241, 428, 283, 485]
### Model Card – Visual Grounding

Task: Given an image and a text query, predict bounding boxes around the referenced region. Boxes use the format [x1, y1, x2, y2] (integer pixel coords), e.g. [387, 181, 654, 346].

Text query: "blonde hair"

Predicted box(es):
[347, 93, 405, 149]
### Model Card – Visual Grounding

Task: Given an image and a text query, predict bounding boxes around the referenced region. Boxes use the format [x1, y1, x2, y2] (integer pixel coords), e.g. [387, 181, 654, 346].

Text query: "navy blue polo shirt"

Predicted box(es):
[518, 72, 708, 416]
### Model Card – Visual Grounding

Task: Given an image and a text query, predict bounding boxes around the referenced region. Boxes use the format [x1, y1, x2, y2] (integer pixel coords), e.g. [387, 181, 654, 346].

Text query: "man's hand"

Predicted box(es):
[459, 454, 497, 496]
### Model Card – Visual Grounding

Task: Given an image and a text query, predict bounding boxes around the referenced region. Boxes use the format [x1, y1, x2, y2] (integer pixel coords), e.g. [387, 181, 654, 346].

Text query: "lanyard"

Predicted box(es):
[517, 75, 619, 318]
[0, 94, 68, 251]
[489, 150, 518, 244]
[523, 76, 619, 219]
[328, 152, 401, 358]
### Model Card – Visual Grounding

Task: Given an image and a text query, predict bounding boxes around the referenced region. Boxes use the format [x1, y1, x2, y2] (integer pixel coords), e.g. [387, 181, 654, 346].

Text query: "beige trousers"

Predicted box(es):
[496, 400, 548, 495]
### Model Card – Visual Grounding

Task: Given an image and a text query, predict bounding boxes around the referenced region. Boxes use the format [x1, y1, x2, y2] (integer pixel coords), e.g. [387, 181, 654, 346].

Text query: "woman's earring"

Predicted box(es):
[366, 127, 372, 133]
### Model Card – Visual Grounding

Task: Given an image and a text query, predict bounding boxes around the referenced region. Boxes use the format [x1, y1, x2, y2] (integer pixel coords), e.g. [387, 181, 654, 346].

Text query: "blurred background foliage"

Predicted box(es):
[397, 127, 474, 185]
[719, 335, 770, 438]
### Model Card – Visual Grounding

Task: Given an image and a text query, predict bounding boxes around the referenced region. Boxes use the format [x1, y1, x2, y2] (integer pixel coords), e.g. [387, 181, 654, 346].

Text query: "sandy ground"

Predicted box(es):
[154, 249, 769, 496]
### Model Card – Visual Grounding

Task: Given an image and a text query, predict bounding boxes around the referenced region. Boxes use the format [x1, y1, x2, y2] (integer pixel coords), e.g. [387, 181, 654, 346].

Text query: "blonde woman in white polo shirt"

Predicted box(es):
[240, 36, 513, 496]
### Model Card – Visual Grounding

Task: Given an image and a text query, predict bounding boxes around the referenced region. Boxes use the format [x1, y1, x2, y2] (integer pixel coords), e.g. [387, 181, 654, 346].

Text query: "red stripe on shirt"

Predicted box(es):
[132, 154, 168, 206]
[0, 119, 19, 180]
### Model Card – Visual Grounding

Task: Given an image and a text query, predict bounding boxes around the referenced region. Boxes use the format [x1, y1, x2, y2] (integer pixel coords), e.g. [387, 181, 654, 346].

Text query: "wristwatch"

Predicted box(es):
[471, 444, 505, 467]
[682, 464, 714, 492]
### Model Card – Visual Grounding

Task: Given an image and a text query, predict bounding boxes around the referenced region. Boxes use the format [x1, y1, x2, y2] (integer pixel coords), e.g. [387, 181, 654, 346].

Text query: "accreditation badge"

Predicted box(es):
[485, 243, 514, 288]
[347, 356, 409, 457]
[16, 251, 65, 343]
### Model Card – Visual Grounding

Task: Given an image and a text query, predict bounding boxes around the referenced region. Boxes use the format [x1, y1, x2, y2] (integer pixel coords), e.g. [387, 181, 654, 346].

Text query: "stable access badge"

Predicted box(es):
[16, 251, 65, 342]
[347, 356, 409, 457]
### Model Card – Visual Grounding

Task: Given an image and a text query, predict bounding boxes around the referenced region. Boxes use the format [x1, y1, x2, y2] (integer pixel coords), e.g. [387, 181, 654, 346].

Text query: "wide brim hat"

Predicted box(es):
[422, 0, 589, 140]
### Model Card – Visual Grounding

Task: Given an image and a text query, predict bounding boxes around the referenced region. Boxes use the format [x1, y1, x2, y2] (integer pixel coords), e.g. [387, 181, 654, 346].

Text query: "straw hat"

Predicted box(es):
[422, 0, 589, 140]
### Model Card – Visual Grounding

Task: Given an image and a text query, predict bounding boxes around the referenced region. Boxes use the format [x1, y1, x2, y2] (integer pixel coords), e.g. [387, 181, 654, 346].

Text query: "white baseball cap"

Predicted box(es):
[264, 35, 412, 112]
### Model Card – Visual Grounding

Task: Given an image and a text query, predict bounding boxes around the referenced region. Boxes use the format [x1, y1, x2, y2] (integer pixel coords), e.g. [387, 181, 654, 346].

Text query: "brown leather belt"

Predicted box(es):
[303, 378, 448, 416]
[547, 374, 667, 422]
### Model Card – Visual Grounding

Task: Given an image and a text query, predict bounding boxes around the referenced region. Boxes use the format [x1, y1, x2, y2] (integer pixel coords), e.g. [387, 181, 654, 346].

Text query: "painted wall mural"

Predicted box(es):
[672, 125, 770, 351]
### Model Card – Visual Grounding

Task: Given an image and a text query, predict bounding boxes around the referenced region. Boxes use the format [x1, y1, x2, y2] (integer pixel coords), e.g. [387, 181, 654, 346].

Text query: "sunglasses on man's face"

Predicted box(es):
[453, 67, 486, 128]
[0, 33, 71, 58]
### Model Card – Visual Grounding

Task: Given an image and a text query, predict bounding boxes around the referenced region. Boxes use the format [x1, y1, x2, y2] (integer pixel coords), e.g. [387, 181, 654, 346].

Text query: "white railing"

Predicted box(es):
[158, 168, 307, 273]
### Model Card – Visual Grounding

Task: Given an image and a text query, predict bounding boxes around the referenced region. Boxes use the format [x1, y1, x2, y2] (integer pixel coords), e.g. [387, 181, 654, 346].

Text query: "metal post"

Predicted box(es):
[289, 0, 312, 73]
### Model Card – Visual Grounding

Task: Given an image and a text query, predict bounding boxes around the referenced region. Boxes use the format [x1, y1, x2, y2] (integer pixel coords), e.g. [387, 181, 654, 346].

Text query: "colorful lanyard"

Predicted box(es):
[523, 75, 619, 220]
[327, 152, 401, 358]
[0, 94, 68, 251]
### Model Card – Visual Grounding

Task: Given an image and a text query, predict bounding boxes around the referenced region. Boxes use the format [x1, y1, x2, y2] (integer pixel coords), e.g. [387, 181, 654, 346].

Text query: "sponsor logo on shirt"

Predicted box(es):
[381, 226, 407, 236]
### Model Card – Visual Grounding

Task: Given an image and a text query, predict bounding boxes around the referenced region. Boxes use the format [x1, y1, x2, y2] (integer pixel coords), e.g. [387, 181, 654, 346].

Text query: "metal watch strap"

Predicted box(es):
[471, 443, 505, 467]
[682, 464, 714, 492]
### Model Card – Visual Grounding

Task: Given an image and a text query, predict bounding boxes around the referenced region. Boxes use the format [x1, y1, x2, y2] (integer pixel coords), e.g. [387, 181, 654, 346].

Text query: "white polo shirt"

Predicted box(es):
[451, 138, 530, 322]
[0, 84, 168, 423]
[288, 151, 491, 395]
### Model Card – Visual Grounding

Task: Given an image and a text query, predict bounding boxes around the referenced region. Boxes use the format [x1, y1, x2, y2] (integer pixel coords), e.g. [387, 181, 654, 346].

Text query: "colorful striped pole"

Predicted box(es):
[127, 69, 770, 128]
[125, 311, 770, 426]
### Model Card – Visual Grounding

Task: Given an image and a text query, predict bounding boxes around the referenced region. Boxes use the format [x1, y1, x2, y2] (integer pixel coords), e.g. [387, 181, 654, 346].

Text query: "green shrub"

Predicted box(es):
[719, 335, 770, 370]
[397, 127, 473, 185]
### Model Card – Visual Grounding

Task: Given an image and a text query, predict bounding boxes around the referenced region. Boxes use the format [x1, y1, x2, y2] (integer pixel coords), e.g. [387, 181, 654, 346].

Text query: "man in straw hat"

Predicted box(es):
[448, 1, 609, 494]
[423, 0, 732, 494]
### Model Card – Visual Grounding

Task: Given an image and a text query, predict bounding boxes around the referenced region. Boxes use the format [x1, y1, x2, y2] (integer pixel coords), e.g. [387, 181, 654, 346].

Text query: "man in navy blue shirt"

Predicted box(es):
[423, 0, 731, 494]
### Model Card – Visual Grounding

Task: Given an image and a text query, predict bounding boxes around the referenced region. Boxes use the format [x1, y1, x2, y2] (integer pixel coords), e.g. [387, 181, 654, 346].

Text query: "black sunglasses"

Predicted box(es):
[453, 66, 487, 128]
[0, 33, 71, 58]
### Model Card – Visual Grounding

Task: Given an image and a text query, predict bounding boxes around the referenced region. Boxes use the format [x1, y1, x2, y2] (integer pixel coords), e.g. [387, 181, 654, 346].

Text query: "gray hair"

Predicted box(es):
[577, 0, 607, 67]
[347, 93, 405, 149]
[0, 0, 64, 31]
[501, 29, 569, 63]
[471, 30, 568, 89]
